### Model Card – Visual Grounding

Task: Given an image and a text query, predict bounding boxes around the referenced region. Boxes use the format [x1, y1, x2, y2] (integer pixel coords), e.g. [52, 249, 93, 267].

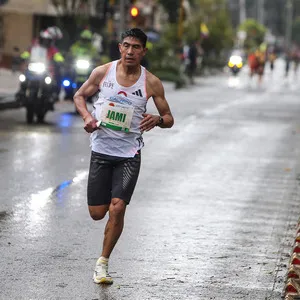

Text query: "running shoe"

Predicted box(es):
[93, 258, 113, 284]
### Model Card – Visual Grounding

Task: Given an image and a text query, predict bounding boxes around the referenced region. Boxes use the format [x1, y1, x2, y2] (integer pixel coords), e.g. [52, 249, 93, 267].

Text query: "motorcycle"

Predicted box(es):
[16, 45, 58, 124]
[63, 56, 94, 102]
[228, 55, 243, 76]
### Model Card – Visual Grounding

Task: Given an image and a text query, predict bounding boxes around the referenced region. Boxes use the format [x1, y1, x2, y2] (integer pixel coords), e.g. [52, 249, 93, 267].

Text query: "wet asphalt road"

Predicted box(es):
[1, 62, 300, 300]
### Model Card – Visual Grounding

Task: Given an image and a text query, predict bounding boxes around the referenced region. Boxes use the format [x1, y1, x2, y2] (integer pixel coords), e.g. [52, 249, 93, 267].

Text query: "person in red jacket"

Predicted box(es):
[248, 50, 258, 77]
[248, 47, 266, 85]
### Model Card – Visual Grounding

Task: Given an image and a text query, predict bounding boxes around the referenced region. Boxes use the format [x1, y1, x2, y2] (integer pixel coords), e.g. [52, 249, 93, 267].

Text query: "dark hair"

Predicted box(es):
[121, 28, 147, 48]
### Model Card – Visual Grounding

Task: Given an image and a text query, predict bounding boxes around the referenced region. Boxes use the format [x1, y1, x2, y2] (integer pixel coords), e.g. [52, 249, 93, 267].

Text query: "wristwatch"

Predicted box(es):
[156, 116, 164, 126]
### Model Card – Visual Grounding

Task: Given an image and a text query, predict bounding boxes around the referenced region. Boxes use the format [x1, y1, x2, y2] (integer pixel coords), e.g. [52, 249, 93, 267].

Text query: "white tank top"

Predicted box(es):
[91, 60, 148, 157]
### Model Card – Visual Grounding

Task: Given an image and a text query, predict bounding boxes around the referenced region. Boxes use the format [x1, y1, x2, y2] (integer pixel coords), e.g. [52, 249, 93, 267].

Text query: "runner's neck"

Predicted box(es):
[118, 61, 141, 76]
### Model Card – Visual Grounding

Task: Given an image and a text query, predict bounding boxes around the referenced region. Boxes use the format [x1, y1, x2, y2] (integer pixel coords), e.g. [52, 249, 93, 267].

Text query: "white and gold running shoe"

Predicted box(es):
[93, 258, 113, 284]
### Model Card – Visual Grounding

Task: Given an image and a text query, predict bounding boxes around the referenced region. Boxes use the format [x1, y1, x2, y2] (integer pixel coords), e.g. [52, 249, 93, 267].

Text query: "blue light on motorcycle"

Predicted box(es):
[72, 83, 77, 89]
[63, 79, 71, 87]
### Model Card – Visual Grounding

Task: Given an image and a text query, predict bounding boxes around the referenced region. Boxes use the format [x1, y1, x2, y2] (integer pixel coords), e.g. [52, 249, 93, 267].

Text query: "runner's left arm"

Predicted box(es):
[140, 74, 174, 132]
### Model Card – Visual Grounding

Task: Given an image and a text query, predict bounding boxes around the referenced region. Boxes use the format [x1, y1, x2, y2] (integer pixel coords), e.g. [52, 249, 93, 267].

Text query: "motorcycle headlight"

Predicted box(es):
[229, 55, 243, 66]
[45, 76, 52, 84]
[76, 60, 90, 70]
[28, 62, 46, 74]
[19, 74, 26, 82]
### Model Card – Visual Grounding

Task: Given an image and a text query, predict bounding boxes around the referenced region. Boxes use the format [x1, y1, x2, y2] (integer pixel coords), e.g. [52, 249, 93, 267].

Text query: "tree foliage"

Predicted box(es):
[188, 0, 233, 53]
[201, 10, 233, 55]
[157, 0, 181, 24]
[238, 19, 266, 51]
[158, 0, 233, 55]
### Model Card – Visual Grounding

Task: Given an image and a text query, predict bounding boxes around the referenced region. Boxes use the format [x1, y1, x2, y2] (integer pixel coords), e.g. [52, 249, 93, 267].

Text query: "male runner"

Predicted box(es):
[73, 28, 174, 284]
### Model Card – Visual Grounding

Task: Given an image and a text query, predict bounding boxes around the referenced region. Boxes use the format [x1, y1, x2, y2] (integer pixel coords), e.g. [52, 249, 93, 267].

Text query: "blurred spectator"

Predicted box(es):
[11, 46, 21, 73]
[92, 33, 103, 56]
[141, 40, 153, 69]
[292, 47, 300, 76]
[109, 33, 120, 61]
[186, 41, 199, 84]
[267, 49, 276, 72]
[285, 50, 292, 77]
[248, 46, 266, 84]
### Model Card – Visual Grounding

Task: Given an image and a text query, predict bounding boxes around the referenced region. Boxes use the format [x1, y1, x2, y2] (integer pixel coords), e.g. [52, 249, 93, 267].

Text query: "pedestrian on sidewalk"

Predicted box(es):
[285, 50, 292, 78]
[73, 28, 174, 284]
[186, 40, 199, 84]
[268, 50, 276, 72]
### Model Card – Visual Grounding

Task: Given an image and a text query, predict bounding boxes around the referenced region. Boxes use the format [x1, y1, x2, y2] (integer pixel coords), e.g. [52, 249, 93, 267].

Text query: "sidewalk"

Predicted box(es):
[0, 68, 20, 110]
[0, 68, 19, 94]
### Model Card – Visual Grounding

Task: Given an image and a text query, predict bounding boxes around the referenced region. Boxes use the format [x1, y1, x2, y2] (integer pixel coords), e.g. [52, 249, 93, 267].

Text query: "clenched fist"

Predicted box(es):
[84, 114, 98, 133]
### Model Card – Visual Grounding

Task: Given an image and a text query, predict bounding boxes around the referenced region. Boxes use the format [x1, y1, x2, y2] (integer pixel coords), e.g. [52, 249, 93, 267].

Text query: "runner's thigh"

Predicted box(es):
[87, 151, 113, 206]
[111, 152, 141, 204]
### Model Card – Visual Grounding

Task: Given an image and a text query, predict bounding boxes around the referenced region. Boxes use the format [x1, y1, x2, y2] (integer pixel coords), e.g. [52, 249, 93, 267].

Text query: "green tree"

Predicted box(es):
[147, 0, 234, 86]
[159, 0, 233, 46]
[157, 0, 181, 24]
[185, 0, 233, 53]
[238, 19, 267, 52]
[201, 11, 233, 56]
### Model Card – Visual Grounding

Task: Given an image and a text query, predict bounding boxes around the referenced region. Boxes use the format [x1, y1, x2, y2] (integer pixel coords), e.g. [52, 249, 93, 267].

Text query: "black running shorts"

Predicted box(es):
[87, 151, 141, 206]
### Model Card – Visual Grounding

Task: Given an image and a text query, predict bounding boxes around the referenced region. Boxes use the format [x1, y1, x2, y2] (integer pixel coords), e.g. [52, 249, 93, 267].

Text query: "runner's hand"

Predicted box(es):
[83, 114, 98, 133]
[140, 113, 160, 132]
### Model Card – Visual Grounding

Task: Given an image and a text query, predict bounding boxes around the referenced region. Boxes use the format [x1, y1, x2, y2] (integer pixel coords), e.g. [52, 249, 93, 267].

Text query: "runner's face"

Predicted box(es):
[119, 37, 147, 66]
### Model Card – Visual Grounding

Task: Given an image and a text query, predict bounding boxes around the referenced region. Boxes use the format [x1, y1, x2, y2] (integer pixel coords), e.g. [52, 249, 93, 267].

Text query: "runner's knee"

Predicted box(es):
[89, 205, 108, 220]
[109, 198, 126, 219]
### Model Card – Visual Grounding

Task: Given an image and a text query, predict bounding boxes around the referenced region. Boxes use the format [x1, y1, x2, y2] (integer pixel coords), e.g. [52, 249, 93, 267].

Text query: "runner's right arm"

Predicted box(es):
[74, 64, 110, 133]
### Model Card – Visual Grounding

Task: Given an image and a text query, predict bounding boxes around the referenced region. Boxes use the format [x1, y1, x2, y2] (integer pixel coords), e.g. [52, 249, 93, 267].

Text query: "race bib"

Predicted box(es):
[97, 102, 134, 132]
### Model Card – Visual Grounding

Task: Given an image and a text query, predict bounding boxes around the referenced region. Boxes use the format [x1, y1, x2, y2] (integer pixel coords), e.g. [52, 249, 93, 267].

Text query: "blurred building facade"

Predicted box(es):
[0, 0, 167, 67]
[0, 0, 57, 65]
[226, 0, 287, 36]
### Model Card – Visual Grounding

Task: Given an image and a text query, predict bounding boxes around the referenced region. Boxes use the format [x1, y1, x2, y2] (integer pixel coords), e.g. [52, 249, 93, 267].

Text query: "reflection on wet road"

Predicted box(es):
[1, 65, 300, 299]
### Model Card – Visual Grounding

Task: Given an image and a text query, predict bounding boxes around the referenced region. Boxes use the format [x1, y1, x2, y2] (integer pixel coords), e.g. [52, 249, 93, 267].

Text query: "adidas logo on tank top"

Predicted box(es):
[132, 89, 143, 97]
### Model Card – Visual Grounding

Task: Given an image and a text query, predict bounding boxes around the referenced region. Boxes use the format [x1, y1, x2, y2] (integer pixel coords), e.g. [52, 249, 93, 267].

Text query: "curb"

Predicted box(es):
[284, 221, 300, 299]
[0, 94, 20, 111]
